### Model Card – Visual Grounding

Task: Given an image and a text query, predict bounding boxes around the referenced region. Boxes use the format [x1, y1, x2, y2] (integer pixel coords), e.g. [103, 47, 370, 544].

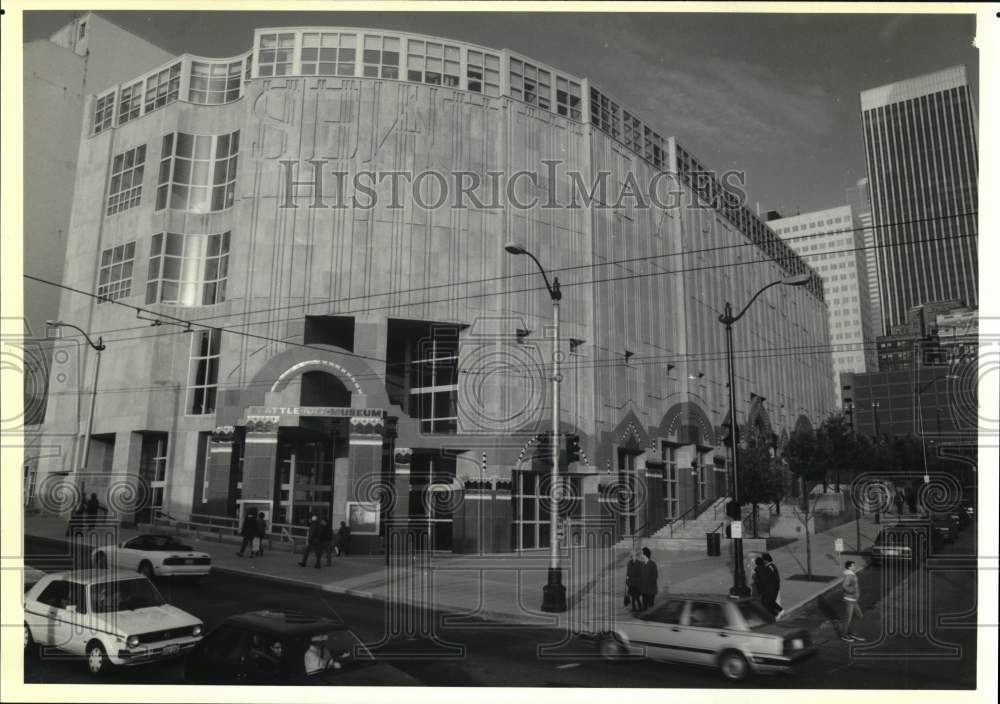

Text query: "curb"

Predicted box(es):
[779, 560, 868, 618]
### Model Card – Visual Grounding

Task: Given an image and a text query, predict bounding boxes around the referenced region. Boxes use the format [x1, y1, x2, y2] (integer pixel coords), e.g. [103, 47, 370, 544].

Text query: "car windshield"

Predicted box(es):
[736, 601, 774, 629]
[91, 578, 166, 612]
[301, 630, 372, 676]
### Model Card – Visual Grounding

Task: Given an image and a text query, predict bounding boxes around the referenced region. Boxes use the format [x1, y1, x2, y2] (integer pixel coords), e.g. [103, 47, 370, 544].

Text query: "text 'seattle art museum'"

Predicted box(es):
[36, 26, 835, 554]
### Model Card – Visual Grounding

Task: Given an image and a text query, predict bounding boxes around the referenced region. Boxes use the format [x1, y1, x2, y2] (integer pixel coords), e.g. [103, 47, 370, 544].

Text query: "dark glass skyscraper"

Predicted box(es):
[860, 65, 978, 334]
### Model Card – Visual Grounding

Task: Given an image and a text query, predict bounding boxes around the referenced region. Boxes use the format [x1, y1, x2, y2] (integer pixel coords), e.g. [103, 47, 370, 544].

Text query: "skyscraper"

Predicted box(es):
[860, 65, 978, 332]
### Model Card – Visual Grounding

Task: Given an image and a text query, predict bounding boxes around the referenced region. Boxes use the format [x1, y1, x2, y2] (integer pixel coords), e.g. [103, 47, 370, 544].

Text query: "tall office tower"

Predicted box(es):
[848, 177, 883, 341]
[770, 206, 878, 407]
[860, 65, 978, 332]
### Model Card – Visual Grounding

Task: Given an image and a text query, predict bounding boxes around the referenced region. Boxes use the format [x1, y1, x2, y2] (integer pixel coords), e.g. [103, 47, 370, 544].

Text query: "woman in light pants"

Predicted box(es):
[841, 560, 866, 642]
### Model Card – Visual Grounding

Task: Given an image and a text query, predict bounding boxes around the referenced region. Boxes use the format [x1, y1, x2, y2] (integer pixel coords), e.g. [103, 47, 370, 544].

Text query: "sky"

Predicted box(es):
[23, 9, 979, 216]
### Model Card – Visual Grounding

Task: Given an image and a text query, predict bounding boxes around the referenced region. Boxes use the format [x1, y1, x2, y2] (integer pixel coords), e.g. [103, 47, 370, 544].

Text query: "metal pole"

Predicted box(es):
[80, 347, 102, 474]
[723, 302, 750, 597]
[542, 289, 567, 612]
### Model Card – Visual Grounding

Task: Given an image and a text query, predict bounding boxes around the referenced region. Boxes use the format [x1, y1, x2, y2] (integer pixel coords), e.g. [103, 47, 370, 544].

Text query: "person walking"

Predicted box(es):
[319, 518, 335, 566]
[840, 560, 866, 642]
[236, 510, 257, 557]
[84, 492, 108, 527]
[638, 547, 659, 610]
[252, 511, 268, 557]
[762, 553, 783, 618]
[298, 516, 323, 568]
[66, 499, 87, 537]
[336, 521, 351, 557]
[625, 550, 643, 612]
[751, 556, 767, 599]
[893, 490, 905, 517]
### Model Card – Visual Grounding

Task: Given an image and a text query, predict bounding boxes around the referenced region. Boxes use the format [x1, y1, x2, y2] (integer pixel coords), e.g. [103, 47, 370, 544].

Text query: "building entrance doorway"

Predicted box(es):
[273, 420, 343, 526]
[617, 447, 642, 536]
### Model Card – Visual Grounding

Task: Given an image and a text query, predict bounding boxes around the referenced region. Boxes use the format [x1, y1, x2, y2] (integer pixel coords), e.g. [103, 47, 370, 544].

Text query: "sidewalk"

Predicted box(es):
[23, 513, 878, 629]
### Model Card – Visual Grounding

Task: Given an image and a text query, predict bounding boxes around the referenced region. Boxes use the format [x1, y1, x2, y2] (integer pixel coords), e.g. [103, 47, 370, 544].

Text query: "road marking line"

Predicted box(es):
[556, 663, 580, 669]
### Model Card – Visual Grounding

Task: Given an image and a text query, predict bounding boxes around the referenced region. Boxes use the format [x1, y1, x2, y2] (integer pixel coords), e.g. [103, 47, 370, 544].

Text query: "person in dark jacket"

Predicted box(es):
[66, 499, 87, 537]
[336, 521, 351, 556]
[319, 519, 335, 566]
[762, 552, 783, 618]
[84, 493, 108, 527]
[625, 550, 643, 612]
[298, 516, 323, 568]
[751, 556, 767, 598]
[252, 512, 268, 557]
[639, 547, 659, 610]
[236, 510, 258, 557]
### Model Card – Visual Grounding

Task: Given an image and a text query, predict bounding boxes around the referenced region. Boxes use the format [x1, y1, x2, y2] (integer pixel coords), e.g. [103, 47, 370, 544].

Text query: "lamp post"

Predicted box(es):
[505, 242, 566, 612]
[47, 320, 105, 488]
[916, 374, 958, 486]
[719, 273, 811, 597]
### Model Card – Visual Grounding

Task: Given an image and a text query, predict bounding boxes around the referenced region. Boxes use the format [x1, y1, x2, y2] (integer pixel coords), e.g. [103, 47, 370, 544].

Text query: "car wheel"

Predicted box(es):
[138, 561, 155, 580]
[598, 635, 625, 660]
[719, 650, 750, 681]
[24, 623, 37, 658]
[93, 552, 107, 569]
[87, 641, 111, 676]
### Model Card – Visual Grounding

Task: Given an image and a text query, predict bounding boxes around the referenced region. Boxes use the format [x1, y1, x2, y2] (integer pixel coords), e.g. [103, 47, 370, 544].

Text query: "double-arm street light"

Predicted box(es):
[47, 320, 105, 486]
[719, 273, 811, 597]
[505, 242, 566, 613]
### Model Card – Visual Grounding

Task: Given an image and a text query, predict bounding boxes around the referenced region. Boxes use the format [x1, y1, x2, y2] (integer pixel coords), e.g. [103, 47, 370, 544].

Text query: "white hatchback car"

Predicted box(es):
[585, 594, 816, 681]
[92, 534, 212, 579]
[24, 570, 204, 675]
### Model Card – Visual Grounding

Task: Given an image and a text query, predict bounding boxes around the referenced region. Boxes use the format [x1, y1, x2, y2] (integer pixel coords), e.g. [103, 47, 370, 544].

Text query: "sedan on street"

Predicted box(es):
[584, 594, 816, 681]
[92, 534, 211, 579]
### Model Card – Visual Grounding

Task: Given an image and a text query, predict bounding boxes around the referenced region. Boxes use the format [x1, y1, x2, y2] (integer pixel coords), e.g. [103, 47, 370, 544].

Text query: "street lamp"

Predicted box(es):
[916, 374, 959, 486]
[871, 401, 881, 438]
[505, 241, 566, 613]
[719, 272, 810, 597]
[47, 320, 105, 488]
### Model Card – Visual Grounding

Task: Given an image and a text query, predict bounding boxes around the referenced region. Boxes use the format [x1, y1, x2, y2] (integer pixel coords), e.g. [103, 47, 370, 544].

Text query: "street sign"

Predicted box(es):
[730, 520, 742, 539]
[834, 538, 844, 553]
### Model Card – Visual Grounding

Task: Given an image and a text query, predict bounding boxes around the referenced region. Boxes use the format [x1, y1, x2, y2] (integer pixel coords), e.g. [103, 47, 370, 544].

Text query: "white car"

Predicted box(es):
[584, 594, 816, 681]
[92, 534, 211, 579]
[24, 566, 46, 592]
[24, 570, 204, 675]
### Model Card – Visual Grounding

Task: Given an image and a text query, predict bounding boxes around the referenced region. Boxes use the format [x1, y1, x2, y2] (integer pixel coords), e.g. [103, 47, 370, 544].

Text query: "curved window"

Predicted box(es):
[146, 231, 230, 306]
[301, 32, 356, 76]
[362, 35, 399, 79]
[190, 61, 242, 104]
[156, 131, 239, 212]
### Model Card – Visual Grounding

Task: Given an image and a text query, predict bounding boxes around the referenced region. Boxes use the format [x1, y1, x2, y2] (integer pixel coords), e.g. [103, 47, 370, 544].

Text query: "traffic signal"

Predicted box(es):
[725, 500, 741, 520]
[564, 434, 581, 464]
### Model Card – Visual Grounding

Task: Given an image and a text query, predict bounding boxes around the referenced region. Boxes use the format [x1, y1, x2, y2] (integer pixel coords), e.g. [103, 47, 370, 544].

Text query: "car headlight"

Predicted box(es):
[126, 635, 140, 648]
[192, 625, 202, 637]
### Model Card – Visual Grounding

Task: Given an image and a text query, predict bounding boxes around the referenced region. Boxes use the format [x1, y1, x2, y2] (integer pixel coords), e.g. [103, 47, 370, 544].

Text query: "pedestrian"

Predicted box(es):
[66, 499, 86, 537]
[638, 547, 659, 610]
[894, 490, 905, 517]
[905, 487, 918, 515]
[625, 550, 643, 612]
[84, 492, 108, 527]
[762, 552, 783, 618]
[840, 560, 866, 642]
[298, 516, 323, 568]
[236, 510, 257, 557]
[751, 556, 766, 598]
[319, 518, 335, 566]
[252, 511, 268, 557]
[336, 520, 351, 557]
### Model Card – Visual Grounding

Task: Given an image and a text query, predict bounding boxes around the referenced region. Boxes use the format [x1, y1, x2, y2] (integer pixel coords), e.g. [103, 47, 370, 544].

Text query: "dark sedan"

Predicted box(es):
[184, 610, 420, 686]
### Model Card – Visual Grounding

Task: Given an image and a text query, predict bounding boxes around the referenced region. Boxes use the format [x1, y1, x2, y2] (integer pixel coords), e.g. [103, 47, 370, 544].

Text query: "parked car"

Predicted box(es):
[582, 594, 816, 681]
[185, 610, 420, 685]
[92, 534, 211, 579]
[24, 569, 203, 675]
[931, 511, 961, 541]
[24, 566, 46, 592]
[870, 522, 942, 566]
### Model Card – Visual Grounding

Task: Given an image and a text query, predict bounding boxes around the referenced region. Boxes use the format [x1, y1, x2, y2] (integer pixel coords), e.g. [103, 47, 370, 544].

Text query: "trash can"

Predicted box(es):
[706, 531, 721, 556]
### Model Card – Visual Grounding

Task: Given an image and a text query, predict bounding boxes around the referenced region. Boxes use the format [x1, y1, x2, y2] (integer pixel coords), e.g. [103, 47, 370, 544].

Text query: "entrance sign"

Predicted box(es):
[347, 501, 380, 535]
[730, 520, 742, 539]
[245, 406, 384, 419]
[834, 538, 844, 553]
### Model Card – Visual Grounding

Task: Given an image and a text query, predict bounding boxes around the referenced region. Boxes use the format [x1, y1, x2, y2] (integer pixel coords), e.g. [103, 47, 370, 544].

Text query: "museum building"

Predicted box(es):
[36, 26, 835, 553]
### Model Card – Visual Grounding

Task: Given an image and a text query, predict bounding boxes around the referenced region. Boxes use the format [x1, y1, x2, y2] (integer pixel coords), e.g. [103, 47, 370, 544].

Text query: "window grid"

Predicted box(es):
[107, 144, 146, 215]
[509, 58, 551, 109]
[97, 242, 136, 303]
[146, 231, 230, 307]
[408, 339, 458, 434]
[188, 328, 222, 415]
[300, 32, 356, 76]
[362, 35, 400, 79]
[466, 50, 501, 96]
[258, 33, 295, 76]
[117, 81, 143, 125]
[555, 76, 582, 120]
[156, 131, 239, 213]
[189, 61, 243, 104]
[406, 40, 460, 87]
[623, 112, 643, 152]
[93, 93, 115, 134]
[143, 64, 181, 113]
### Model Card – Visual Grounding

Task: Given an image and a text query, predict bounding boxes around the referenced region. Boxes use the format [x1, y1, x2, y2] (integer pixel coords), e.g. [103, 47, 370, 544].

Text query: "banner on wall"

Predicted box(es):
[346, 501, 380, 535]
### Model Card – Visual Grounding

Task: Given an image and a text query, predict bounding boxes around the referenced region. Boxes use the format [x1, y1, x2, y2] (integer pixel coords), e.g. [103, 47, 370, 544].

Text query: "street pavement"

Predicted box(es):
[20, 512, 882, 629]
[20, 523, 978, 688]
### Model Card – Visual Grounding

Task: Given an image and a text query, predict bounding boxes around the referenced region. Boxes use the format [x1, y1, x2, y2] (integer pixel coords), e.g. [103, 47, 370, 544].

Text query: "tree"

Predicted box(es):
[815, 413, 861, 492]
[738, 438, 785, 538]
[782, 426, 823, 576]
